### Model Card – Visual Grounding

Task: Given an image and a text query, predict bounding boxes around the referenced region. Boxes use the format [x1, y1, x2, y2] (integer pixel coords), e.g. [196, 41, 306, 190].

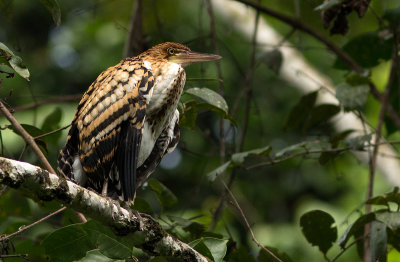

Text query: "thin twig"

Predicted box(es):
[123, 0, 145, 58]
[11, 94, 82, 112]
[331, 236, 363, 262]
[204, 0, 226, 165]
[221, 179, 283, 262]
[210, 1, 261, 230]
[0, 254, 29, 260]
[0, 207, 67, 242]
[0, 100, 87, 223]
[0, 100, 55, 173]
[34, 124, 71, 140]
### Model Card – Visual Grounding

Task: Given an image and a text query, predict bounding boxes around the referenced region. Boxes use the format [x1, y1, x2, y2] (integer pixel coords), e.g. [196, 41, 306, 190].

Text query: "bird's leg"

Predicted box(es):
[121, 197, 144, 231]
[101, 177, 108, 197]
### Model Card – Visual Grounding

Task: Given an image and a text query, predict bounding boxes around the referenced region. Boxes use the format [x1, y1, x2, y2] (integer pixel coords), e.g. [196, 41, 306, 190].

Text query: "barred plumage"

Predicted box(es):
[58, 42, 221, 203]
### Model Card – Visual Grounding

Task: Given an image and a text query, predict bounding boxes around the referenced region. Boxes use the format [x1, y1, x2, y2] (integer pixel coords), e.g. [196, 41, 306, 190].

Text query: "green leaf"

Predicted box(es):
[7, 124, 48, 153]
[369, 221, 387, 262]
[306, 104, 340, 129]
[206, 161, 231, 182]
[131, 197, 154, 215]
[314, 0, 342, 11]
[148, 178, 178, 209]
[180, 101, 198, 130]
[42, 224, 92, 262]
[0, 42, 30, 80]
[344, 134, 371, 150]
[78, 249, 125, 262]
[148, 257, 184, 262]
[300, 210, 337, 254]
[184, 87, 232, 123]
[258, 49, 283, 74]
[231, 146, 271, 165]
[285, 91, 317, 131]
[338, 213, 375, 248]
[82, 221, 132, 259]
[42, 107, 62, 131]
[258, 247, 293, 262]
[227, 246, 256, 262]
[190, 237, 228, 262]
[383, 6, 400, 26]
[183, 222, 206, 240]
[376, 211, 400, 231]
[40, 0, 61, 27]
[334, 31, 393, 69]
[336, 83, 369, 111]
[346, 72, 370, 86]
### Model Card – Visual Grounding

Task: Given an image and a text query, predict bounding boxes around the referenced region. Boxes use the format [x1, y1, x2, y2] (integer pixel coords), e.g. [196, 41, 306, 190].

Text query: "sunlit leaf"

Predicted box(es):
[183, 87, 236, 126]
[0, 42, 30, 80]
[369, 221, 387, 262]
[338, 213, 375, 248]
[185, 88, 228, 115]
[376, 211, 400, 231]
[344, 134, 371, 150]
[206, 161, 231, 182]
[190, 237, 228, 262]
[314, 0, 342, 11]
[40, 0, 61, 27]
[300, 210, 337, 255]
[336, 83, 369, 111]
[148, 178, 178, 209]
[231, 146, 271, 165]
[78, 249, 124, 262]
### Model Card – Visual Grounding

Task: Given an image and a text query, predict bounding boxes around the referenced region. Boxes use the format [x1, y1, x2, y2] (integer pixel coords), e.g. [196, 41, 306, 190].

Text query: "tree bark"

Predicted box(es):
[0, 157, 207, 262]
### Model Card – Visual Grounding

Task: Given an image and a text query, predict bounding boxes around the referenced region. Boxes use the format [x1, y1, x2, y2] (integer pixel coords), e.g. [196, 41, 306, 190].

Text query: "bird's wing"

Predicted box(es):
[72, 58, 154, 201]
[136, 110, 180, 187]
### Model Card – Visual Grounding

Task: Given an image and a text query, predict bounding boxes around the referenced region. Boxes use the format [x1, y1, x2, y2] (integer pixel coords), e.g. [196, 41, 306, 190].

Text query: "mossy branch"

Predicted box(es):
[0, 157, 207, 262]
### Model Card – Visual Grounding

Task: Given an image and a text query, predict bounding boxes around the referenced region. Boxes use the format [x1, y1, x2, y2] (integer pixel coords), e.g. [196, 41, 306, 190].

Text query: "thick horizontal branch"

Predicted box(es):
[0, 157, 207, 262]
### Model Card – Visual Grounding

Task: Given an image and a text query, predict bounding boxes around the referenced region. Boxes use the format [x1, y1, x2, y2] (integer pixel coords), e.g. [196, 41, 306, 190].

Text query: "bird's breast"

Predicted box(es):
[137, 62, 186, 166]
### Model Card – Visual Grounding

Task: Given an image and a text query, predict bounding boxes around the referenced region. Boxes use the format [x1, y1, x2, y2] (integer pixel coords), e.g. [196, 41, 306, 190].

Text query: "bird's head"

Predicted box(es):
[144, 42, 221, 67]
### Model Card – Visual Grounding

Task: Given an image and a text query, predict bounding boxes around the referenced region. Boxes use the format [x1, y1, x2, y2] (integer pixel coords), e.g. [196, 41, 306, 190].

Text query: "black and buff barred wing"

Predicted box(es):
[58, 58, 154, 202]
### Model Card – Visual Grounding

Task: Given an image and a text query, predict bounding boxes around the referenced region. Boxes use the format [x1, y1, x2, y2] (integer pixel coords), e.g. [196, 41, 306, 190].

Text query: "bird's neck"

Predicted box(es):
[146, 61, 185, 114]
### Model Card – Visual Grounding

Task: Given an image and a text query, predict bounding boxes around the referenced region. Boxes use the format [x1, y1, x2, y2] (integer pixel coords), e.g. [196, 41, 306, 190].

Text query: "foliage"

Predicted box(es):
[1, 0, 400, 261]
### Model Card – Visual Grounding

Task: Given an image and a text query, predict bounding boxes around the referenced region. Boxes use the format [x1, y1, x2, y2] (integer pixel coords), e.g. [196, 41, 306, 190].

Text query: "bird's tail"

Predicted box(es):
[57, 145, 75, 179]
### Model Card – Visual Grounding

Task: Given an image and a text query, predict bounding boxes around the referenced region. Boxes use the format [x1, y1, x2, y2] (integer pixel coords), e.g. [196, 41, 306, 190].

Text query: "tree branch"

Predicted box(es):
[0, 157, 207, 262]
[0, 100, 55, 173]
[233, 0, 400, 131]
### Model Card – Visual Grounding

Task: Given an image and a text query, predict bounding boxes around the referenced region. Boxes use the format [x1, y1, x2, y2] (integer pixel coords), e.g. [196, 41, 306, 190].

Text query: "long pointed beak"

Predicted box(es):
[172, 51, 222, 65]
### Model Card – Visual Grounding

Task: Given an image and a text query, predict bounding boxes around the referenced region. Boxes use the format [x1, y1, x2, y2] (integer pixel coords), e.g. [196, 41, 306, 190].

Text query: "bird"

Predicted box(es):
[57, 42, 221, 204]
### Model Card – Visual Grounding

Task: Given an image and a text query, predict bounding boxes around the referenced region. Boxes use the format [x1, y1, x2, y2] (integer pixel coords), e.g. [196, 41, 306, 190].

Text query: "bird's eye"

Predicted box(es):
[167, 47, 175, 55]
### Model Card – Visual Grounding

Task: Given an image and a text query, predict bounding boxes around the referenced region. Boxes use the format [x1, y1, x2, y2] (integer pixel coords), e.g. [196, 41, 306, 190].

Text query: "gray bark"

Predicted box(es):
[0, 157, 207, 262]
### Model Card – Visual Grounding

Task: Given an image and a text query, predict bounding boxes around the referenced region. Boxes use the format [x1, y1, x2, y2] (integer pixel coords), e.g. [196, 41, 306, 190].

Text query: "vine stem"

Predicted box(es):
[221, 179, 283, 262]
[363, 28, 399, 262]
[0, 207, 67, 242]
